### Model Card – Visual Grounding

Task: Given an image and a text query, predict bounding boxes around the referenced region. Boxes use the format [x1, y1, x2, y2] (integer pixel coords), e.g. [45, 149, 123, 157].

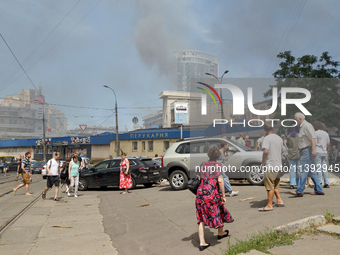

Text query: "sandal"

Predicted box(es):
[54, 197, 60, 201]
[42, 192, 46, 199]
[290, 186, 295, 189]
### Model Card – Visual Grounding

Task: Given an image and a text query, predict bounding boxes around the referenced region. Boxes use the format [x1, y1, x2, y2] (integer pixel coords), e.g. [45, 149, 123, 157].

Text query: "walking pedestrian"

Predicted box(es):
[287, 126, 300, 189]
[60, 158, 71, 195]
[13, 152, 32, 195]
[257, 132, 265, 151]
[68, 155, 80, 198]
[218, 141, 239, 197]
[281, 134, 288, 159]
[237, 133, 245, 146]
[290, 112, 324, 196]
[259, 122, 285, 212]
[3, 160, 8, 176]
[119, 151, 132, 194]
[196, 146, 234, 251]
[313, 121, 331, 188]
[245, 134, 251, 148]
[330, 145, 338, 166]
[41, 152, 61, 201]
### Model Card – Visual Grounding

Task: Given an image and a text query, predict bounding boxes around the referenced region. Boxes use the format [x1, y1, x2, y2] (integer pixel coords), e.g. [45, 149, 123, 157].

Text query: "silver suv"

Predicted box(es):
[160, 137, 264, 190]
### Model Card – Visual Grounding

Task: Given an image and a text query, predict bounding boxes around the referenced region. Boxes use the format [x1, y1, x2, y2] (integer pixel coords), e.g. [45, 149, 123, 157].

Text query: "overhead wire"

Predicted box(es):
[0, 0, 81, 91]
[0, 0, 103, 91]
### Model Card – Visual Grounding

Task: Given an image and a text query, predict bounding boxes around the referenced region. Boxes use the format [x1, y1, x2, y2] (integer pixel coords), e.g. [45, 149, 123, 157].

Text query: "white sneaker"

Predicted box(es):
[67, 192, 71, 197]
[74, 195, 78, 198]
[228, 191, 239, 197]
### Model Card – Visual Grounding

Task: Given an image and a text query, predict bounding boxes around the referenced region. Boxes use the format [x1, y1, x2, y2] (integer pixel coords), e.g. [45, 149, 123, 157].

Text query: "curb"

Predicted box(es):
[274, 215, 326, 233]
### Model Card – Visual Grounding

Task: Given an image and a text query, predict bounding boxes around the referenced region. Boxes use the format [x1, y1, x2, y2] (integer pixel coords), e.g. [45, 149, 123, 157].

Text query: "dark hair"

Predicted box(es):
[288, 125, 300, 138]
[65, 157, 70, 163]
[72, 155, 78, 160]
[155, 154, 158, 157]
[207, 146, 221, 161]
[25, 151, 31, 156]
[220, 141, 228, 149]
[313, 121, 326, 131]
[55, 152, 60, 156]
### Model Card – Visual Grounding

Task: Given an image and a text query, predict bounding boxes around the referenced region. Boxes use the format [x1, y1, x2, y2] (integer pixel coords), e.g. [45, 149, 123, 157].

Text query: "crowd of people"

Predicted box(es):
[193, 111, 334, 251]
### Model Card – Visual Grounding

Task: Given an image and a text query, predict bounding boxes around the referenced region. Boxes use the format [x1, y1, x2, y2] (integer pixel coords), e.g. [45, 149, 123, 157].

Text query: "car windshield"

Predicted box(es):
[34, 162, 46, 167]
[226, 139, 253, 151]
[141, 159, 160, 166]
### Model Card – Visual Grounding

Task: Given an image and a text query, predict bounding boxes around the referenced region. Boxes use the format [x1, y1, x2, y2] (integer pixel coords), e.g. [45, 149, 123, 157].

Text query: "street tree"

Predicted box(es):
[264, 51, 340, 133]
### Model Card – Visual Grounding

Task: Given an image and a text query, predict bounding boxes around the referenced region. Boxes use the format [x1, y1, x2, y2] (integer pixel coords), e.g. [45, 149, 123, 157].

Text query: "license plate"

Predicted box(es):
[153, 171, 159, 175]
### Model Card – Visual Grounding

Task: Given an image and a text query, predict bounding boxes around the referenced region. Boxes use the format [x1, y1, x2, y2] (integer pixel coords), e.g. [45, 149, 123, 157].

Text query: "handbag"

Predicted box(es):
[187, 176, 200, 195]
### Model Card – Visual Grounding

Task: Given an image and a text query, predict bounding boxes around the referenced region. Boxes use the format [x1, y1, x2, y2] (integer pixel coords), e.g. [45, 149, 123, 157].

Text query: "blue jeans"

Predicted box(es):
[223, 176, 232, 192]
[314, 153, 329, 186]
[289, 159, 300, 186]
[296, 147, 324, 194]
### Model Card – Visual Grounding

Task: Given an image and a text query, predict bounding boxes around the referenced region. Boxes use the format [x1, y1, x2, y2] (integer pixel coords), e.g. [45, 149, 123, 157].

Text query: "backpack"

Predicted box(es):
[60, 162, 68, 179]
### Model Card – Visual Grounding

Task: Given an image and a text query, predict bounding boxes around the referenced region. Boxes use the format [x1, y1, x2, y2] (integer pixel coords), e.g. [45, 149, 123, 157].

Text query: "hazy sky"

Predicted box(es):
[1, 0, 340, 131]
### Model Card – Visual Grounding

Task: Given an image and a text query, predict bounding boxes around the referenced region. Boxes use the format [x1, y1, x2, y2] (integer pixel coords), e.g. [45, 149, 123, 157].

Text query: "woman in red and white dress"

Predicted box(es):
[119, 152, 132, 194]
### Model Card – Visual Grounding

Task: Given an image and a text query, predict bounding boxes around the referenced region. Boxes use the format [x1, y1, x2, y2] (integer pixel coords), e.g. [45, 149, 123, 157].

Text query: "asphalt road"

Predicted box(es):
[90, 181, 340, 255]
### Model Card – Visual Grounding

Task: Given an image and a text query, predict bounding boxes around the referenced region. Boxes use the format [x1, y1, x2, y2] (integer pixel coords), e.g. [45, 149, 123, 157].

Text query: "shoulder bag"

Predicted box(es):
[187, 176, 200, 195]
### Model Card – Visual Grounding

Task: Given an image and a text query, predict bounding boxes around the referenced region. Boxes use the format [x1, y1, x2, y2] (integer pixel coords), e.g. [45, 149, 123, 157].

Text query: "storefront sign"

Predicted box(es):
[129, 132, 169, 139]
[35, 138, 51, 146]
[53, 141, 68, 146]
[70, 136, 90, 144]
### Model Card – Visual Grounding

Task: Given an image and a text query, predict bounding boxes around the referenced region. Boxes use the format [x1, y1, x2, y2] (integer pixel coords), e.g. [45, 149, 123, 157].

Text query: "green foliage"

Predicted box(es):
[264, 51, 340, 133]
[325, 209, 335, 223]
[224, 229, 300, 255]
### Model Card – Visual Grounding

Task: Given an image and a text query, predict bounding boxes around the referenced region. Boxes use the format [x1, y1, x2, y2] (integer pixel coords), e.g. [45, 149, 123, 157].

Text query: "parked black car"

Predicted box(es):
[31, 161, 46, 174]
[78, 156, 165, 191]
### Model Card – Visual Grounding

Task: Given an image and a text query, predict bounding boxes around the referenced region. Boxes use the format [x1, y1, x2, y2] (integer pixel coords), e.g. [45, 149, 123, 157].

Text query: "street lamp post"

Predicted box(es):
[103, 85, 119, 157]
[205, 70, 229, 119]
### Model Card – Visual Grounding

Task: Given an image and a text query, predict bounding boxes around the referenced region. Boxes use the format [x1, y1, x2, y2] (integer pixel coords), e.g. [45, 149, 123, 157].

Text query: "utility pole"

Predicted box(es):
[42, 104, 46, 161]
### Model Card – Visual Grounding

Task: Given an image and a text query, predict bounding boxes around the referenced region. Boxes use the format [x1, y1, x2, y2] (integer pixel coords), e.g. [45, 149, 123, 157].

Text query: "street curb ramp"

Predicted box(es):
[273, 215, 326, 233]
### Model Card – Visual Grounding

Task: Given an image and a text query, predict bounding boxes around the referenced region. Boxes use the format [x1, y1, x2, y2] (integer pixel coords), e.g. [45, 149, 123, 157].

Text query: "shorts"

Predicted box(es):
[47, 176, 60, 188]
[264, 178, 280, 191]
[22, 173, 30, 184]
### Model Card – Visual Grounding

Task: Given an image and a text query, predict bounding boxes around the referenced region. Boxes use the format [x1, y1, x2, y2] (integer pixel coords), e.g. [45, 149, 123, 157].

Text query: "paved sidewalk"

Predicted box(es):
[0, 192, 117, 255]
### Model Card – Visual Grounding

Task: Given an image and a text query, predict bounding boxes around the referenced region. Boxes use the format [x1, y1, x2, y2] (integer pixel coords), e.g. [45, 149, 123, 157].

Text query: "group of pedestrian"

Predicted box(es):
[42, 152, 81, 201]
[258, 112, 328, 213]
[236, 133, 251, 148]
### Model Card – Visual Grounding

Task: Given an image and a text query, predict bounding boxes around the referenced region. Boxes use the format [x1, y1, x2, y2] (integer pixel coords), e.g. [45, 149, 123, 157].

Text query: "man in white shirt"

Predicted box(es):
[313, 121, 330, 188]
[257, 132, 265, 151]
[259, 122, 284, 212]
[290, 112, 324, 196]
[42, 152, 61, 201]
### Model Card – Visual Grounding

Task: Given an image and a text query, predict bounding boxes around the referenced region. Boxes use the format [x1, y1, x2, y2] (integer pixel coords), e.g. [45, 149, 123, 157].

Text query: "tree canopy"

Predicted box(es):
[264, 51, 340, 133]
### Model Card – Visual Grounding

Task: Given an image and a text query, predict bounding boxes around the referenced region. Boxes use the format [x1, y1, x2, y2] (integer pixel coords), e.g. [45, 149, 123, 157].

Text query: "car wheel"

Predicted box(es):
[42, 176, 46, 179]
[130, 176, 137, 190]
[78, 178, 88, 191]
[246, 164, 264, 185]
[143, 183, 153, 188]
[169, 170, 188, 190]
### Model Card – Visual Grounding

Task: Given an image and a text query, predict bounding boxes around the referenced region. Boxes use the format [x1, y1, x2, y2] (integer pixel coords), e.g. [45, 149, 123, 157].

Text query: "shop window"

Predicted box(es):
[164, 141, 170, 152]
[132, 141, 138, 151]
[148, 141, 153, 152]
[142, 141, 145, 152]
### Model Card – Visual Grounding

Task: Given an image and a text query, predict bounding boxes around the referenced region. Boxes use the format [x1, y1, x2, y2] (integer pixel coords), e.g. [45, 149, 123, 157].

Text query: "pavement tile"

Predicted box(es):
[268, 235, 340, 255]
[317, 224, 340, 234]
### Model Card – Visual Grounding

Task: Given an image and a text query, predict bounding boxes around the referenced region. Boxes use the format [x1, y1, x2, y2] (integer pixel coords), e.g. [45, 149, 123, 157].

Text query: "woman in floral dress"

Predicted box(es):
[119, 152, 132, 194]
[196, 146, 234, 251]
